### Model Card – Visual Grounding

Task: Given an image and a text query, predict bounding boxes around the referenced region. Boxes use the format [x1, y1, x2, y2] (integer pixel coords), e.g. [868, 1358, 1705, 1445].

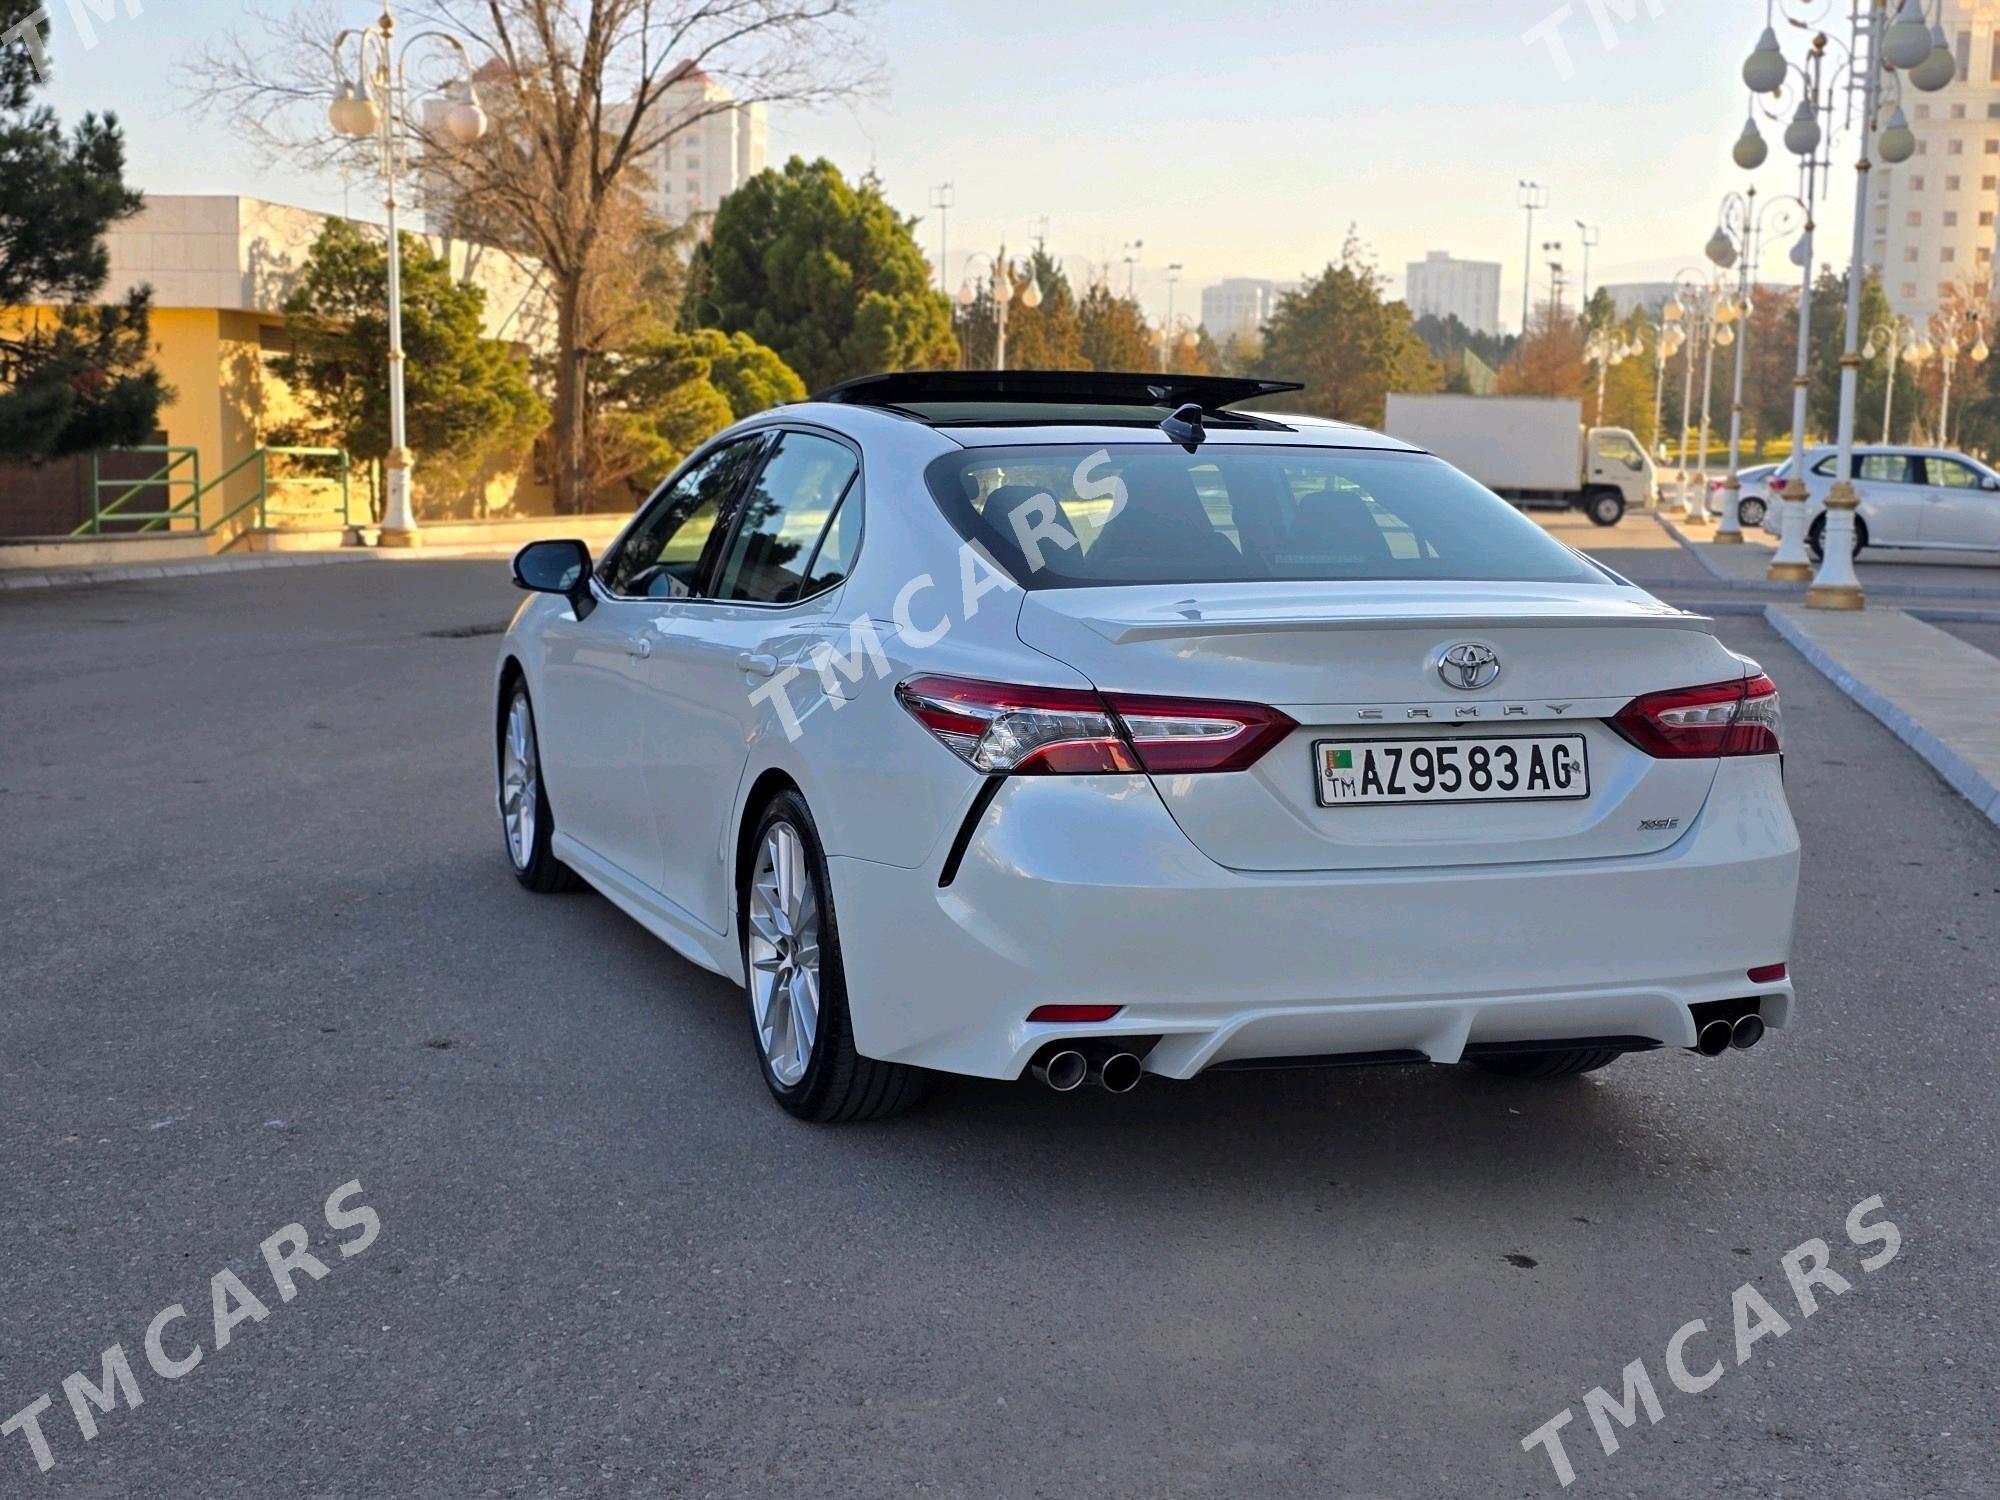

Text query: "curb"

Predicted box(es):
[0, 551, 379, 592]
[1763, 604, 2000, 829]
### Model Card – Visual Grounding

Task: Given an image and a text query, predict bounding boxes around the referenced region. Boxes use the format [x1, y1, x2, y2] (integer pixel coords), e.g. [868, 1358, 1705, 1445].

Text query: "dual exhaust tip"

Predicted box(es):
[1695, 1014, 1765, 1057]
[1032, 1047, 1143, 1094]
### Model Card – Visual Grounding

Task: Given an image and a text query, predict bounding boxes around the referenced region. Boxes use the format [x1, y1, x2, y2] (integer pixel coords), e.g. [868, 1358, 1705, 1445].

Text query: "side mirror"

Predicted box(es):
[1980, 476, 2000, 492]
[512, 539, 594, 618]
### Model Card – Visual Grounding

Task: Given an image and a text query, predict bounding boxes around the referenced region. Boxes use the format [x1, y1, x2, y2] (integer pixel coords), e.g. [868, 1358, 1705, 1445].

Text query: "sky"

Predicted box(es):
[43, 0, 1832, 333]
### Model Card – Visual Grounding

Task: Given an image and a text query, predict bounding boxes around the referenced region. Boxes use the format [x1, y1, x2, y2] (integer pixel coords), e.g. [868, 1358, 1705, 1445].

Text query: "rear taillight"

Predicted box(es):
[896, 675, 1294, 775]
[1101, 692, 1296, 773]
[1769, 477, 1787, 493]
[1612, 673, 1782, 758]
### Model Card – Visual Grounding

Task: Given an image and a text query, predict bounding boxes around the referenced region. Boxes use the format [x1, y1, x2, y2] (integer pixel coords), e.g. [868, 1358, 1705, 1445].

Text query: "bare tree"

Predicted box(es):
[185, 1, 877, 511]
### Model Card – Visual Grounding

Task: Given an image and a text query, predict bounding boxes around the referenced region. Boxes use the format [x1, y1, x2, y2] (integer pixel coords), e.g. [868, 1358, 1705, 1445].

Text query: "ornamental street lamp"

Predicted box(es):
[1862, 313, 1918, 441]
[958, 249, 1041, 372]
[1933, 309, 1987, 442]
[1709, 187, 1807, 543]
[330, 3, 487, 548]
[1742, 0, 1949, 608]
[1664, 270, 1720, 515]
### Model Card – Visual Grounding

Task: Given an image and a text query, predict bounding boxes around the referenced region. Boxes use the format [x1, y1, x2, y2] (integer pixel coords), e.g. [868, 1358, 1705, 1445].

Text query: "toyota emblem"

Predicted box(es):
[1438, 642, 1501, 691]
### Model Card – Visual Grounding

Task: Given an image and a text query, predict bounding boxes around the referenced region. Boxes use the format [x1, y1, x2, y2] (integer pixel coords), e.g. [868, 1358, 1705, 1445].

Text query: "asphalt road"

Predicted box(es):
[3, 561, 1997, 1499]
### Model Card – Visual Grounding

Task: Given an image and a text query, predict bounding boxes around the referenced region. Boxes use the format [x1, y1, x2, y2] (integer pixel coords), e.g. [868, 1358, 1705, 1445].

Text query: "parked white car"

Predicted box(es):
[1761, 444, 2000, 558]
[494, 372, 1800, 1121]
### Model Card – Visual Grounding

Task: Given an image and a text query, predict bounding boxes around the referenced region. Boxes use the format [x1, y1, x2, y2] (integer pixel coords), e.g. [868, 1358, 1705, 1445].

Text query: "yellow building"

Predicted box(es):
[2, 194, 556, 545]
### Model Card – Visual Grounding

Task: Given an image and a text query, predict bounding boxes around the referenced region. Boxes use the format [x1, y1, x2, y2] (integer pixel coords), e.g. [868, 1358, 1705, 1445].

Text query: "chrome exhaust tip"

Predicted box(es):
[1033, 1048, 1088, 1093]
[1730, 1014, 1766, 1051]
[1097, 1052, 1144, 1094]
[1695, 1019, 1735, 1057]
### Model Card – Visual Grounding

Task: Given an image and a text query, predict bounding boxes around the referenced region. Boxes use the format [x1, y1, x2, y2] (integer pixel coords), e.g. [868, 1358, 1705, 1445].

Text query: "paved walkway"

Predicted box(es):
[1765, 603, 2000, 828]
[1659, 513, 2000, 602]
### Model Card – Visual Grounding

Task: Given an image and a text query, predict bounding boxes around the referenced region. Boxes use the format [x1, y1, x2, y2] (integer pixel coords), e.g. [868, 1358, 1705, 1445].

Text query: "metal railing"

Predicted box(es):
[75, 446, 202, 534]
[72, 446, 352, 536]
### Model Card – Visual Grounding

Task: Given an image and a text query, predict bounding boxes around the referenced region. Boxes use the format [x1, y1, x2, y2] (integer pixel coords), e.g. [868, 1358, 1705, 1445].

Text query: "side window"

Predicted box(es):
[1596, 433, 1643, 469]
[1811, 455, 1837, 476]
[1856, 453, 1919, 484]
[1927, 457, 1983, 488]
[714, 432, 861, 604]
[600, 437, 768, 598]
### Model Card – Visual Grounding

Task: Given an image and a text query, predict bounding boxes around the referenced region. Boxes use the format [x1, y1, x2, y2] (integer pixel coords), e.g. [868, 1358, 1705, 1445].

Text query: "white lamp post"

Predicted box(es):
[330, 3, 487, 548]
[1710, 187, 1807, 543]
[958, 249, 1038, 371]
[1862, 313, 1916, 441]
[1935, 312, 1987, 443]
[1746, 2, 1946, 604]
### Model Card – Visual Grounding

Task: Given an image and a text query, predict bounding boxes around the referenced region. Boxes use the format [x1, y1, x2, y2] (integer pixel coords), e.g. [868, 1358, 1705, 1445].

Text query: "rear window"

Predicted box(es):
[925, 444, 1605, 588]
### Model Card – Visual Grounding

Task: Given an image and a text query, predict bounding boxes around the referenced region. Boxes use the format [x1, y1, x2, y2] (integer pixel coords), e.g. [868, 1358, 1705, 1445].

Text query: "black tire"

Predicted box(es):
[740, 789, 926, 1122]
[1470, 1048, 1624, 1079]
[499, 681, 583, 894]
[1585, 491, 1625, 527]
[1737, 496, 1767, 529]
[1806, 514, 1868, 564]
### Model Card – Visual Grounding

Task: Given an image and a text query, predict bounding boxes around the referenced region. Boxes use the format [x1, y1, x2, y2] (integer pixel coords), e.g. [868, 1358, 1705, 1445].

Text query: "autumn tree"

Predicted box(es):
[1077, 281, 1155, 371]
[1255, 232, 1440, 426]
[188, 1, 875, 512]
[1499, 301, 1586, 398]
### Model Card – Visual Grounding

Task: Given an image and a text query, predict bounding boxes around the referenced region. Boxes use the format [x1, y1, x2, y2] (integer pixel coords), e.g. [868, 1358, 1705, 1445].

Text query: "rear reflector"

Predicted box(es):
[1027, 1004, 1123, 1023]
[897, 674, 1294, 775]
[1612, 673, 1782, 758]
[1748, 962, 1788, 983]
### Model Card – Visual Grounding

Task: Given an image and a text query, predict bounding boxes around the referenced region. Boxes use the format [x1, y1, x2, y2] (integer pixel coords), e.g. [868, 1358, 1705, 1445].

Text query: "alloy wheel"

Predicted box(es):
[747, 822, 822, 1087]
[501, 693, 538, 870]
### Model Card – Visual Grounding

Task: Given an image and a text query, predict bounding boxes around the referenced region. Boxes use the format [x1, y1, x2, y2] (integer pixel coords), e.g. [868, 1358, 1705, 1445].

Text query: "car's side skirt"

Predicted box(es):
[552, 833, 743, 982]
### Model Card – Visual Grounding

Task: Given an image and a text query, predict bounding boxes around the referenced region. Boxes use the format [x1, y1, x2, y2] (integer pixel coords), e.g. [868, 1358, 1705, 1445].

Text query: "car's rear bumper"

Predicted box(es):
[828, 758, 1799, 1081]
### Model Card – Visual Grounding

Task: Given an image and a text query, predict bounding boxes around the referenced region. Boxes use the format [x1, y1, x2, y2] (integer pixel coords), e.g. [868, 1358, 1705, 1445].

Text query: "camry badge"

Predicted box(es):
[1438, 642, 1501, 692]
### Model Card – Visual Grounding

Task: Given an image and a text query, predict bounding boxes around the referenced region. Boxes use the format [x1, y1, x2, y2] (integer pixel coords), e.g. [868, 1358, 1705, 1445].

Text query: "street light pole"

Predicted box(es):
[1807, 4, 1890, 611]
[929, 182, 954, 294]
[330, 2, 487, 549]
[1574, 220, 1600, 307]
[1683, 276, 1731, 526]
[1518, 180, 1548, 333]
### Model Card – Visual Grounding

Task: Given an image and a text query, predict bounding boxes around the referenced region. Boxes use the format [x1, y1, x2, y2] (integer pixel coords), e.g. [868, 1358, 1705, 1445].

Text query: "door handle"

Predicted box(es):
[738, 651, 780, 678]
[625, 635, 653, 659]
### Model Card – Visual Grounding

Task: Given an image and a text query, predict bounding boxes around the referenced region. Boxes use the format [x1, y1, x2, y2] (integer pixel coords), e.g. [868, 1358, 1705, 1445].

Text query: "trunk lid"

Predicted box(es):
[1015, 580, 1741, 872]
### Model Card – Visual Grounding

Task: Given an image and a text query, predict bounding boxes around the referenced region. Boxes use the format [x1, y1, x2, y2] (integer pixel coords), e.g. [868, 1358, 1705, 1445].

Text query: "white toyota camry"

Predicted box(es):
[494, 372, 1801, 1121]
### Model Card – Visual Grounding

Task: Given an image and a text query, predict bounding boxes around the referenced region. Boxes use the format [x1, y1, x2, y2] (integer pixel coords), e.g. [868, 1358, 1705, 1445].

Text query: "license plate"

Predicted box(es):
[1315, 735, 1590, 807]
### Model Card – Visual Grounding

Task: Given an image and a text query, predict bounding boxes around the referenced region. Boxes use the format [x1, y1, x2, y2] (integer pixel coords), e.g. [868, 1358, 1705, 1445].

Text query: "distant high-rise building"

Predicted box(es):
[429, 63, 767, 236]
[627, 63, 767, 227]
[1201, 278, 1280, 342]
[1864, 0, 2000, 318]
[1403, 251, 1503, 336]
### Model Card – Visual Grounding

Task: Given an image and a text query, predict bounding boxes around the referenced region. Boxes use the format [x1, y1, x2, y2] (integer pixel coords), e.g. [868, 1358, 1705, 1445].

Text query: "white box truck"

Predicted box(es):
[1382, 393, 1655, 527]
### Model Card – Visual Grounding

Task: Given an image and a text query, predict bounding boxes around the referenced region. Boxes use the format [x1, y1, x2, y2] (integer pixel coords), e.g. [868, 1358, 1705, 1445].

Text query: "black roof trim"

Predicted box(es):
[815, 370, 1304, 414]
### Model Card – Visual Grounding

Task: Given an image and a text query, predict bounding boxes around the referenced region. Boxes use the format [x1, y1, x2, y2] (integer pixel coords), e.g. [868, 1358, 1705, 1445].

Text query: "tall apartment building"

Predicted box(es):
[628, 64, 768, 227]
[1403, 251, 1503, 335]
[427, 63, 766, 235]
[1865, 0, 2000, 318]
[1200, 278, 1280, 342]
